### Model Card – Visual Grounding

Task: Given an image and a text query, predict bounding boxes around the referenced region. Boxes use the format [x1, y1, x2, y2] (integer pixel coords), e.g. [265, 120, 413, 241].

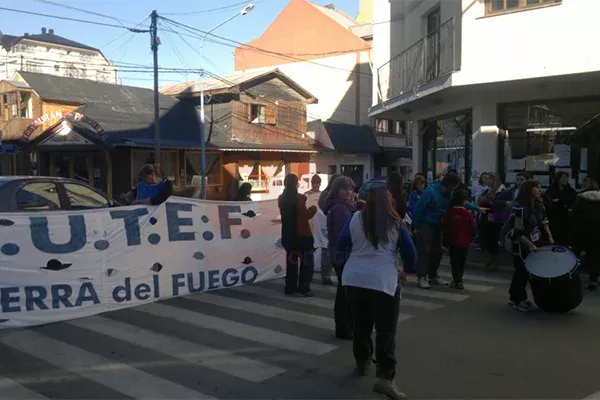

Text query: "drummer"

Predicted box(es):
[508, 179, 555, 312]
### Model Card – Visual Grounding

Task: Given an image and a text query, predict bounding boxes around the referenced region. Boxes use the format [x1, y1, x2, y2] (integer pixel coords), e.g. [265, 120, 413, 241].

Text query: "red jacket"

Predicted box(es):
[443, 206, 475, 249]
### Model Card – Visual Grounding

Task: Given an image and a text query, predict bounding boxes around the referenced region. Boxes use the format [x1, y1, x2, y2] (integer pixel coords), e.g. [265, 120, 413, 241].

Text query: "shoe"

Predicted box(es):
[450, 281, 464, 290]
[295, 291, 314, 297]
[373, 379, 407, 399]
[418, 278, 430, 289]
[510, 300, 532, 312]
[322, 278, 333, 285]
[429, 276, 448, 286]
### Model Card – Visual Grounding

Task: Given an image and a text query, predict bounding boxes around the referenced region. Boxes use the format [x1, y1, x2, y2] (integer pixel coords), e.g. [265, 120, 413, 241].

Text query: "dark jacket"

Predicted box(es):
[545, 185, 577, 244]
[278, 192, 317, 251]
[512, 200, 550, 256]
[570, 189, 600, 250]
[323, 196, 356, 264]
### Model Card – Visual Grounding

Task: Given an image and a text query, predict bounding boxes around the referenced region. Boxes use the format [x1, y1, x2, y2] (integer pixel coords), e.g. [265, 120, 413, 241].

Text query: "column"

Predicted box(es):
[471, 103, 499, 185]
[409, 120, 422, 177]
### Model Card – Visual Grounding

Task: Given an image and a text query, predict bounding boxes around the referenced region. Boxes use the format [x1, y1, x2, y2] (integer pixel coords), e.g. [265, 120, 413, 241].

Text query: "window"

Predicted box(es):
[250, 104, 266, 124]
[2, 92, 18, 120]
[131, 150, 179, 186]
[15, 182, 62, 211]
[24, 61, 43, 73]
[184, 152, 222, 186]
[375, 118, 392, 133]
[64, 183, 110, 210]
[395, 121, 406, 135]
[19, 91, 32, 119]
[485, 0, 560, 15]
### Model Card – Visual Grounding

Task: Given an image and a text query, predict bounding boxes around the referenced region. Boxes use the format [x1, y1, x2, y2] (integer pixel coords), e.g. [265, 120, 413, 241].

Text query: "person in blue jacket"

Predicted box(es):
[337, 187, 415, 400]
[412, 174, 460, 289]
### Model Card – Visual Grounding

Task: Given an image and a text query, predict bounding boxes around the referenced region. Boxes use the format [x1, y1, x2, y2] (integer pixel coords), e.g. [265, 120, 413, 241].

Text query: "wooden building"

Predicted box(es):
[160, 68, 319, 200]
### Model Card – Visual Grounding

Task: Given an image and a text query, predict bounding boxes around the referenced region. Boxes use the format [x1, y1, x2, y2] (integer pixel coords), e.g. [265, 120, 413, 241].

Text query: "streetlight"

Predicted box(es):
[199, 3, 255, 200]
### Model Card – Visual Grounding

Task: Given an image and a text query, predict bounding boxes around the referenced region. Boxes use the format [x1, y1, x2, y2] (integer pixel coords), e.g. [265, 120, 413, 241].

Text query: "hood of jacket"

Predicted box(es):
[578, 189, 600, 202]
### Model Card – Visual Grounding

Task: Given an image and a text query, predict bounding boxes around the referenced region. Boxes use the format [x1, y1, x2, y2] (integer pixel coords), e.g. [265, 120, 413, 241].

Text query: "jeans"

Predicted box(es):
[509, 255, 529, 303]
[320, 247, 333, 279]
[416, 222, 443, 279]
[285, 249, 315, 295]
[449, 246, 468, 283]
[333, 264, 353, 336]
[346, 285, 401, 380]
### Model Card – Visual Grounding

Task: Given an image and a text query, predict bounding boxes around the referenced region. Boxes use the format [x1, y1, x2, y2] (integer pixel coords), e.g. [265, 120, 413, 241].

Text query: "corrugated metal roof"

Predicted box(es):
[159, 69, 276, 96]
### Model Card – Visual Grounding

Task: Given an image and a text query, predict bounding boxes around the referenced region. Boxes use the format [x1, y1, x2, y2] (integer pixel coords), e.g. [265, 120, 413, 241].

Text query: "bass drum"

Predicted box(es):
[525, 245, 583, 313]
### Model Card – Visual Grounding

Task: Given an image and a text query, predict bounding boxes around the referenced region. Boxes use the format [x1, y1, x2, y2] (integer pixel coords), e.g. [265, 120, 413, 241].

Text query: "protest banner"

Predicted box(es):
[0, 197, 285, 329]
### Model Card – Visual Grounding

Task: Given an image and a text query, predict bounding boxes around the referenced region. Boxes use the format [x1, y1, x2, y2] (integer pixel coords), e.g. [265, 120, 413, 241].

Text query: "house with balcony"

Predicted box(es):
[160, 68, 319, 200]
[0, 27, 118, 84]
[234, 0, 413, 185]
[371, 0, 600, 187]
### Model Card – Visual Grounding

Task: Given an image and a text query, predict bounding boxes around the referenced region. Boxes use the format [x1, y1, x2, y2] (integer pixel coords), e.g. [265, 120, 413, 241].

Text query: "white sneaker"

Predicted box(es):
[429, 276, 449, 286]
[418, 278, 430, 289]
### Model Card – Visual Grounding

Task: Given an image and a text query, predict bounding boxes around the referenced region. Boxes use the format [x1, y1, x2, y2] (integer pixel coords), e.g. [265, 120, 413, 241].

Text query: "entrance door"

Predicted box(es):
[50, 153, 104, 190]
[426, 7, 441, 81]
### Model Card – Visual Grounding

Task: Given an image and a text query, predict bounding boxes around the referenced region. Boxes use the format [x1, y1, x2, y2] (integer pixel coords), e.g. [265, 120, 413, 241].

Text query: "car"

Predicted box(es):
[0, 176, 120, 213]
[358, 177, 412, 199]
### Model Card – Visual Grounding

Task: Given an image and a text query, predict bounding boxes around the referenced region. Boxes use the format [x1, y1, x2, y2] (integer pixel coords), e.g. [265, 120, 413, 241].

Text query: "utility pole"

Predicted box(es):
[150, 10, 160, 166]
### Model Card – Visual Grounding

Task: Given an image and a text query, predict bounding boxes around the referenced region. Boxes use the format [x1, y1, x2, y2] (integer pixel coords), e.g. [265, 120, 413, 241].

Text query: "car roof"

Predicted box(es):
[0, 176, 89, 185]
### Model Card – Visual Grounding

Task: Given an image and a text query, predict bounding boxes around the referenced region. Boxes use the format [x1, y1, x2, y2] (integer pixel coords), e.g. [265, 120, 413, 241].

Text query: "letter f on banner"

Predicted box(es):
[218, 205, 242, 239]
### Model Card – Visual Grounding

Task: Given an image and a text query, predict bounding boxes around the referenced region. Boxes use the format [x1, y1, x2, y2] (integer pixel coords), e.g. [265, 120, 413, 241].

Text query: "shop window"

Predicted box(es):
[64, 183, 110, 210]
[131, 150, 179, 186]
[16, 182, 62, 211]
[375, 118, 392, 133]
[184, 152, 222, 186]
[485, 0, 560, 15]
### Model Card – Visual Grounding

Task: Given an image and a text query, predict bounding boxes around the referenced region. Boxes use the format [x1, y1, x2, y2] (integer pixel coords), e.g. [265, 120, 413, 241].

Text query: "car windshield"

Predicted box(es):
[0, 179, 10, 189]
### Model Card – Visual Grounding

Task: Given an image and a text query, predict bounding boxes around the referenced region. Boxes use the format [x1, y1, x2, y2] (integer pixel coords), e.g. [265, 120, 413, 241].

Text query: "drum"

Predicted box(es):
[524, 245, 583, 313]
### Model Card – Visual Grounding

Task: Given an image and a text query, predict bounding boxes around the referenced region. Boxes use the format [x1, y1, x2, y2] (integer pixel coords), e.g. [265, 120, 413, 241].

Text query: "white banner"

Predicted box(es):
[0, 197, 285, 329]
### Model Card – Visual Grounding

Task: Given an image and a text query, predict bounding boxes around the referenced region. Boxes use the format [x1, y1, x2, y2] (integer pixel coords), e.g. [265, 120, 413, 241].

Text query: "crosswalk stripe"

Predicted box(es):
[68, 315, 285, 383]
[0, 377, 49, 399]
[438, 270, 511, 285]
[0, 330, 214, 400]
[235, 284, 444, 310]
[188, 292, 334, 330]
[265, 279, 415, 319]
[137, 302, 337, 355]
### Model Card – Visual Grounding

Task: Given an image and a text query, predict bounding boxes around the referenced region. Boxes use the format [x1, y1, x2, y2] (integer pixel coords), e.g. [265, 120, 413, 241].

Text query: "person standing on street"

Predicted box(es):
[386, 172, 408, 218]
[278, 174, 318, 297]
[318, 174, 341, 285]
[443, 189, 475, 289]
[337, 187, 416, 400]
[545, 171, 577, 245]
[412, 174, 460, 289]
[507, 179, 555, 312]
[324, 175, 357, 339]
[570, 176, 600, 291]
[122, 164, 173, 206]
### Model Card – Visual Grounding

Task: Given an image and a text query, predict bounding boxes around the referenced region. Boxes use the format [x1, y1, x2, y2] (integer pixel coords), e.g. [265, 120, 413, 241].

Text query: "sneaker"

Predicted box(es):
[373, 379, 407, 399]
[511, 300, 532, 312]
[429, 276, 448, 286]
[418, 278, 430, 289]
[450, 281, 464, 290]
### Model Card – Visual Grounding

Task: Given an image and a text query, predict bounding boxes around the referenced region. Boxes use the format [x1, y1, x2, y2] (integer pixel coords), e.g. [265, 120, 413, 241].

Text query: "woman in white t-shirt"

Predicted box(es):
[337, 187, 416, 400]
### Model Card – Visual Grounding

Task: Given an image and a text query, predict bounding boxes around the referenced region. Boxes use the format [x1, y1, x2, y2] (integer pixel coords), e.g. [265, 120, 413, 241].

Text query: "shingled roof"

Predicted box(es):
[1, 31, 101, 53]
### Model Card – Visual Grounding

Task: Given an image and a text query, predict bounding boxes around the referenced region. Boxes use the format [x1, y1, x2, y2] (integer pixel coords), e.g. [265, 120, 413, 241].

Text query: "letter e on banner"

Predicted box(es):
[166, 202, 195, 242]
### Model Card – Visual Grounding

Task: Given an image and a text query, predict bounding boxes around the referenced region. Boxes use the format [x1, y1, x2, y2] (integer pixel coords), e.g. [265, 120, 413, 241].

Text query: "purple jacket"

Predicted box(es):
[324, 197, 357, 265]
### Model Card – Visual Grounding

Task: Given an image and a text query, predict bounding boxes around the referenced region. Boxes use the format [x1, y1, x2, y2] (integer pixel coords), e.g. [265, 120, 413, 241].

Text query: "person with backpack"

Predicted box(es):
[505, 179, 555, 312]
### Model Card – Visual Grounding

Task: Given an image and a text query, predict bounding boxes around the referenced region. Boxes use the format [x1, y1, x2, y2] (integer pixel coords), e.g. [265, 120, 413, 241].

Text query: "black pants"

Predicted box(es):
[285, 249, 314, 295]
[333, 264, 353, 336]
[509, 255, 529, 303]
[416, 222, 443, 279]
[346, 286, 401, 380]
[482, 222, 502, 255]
[585, 248, 600, 283]
[449, 246, 468, 283]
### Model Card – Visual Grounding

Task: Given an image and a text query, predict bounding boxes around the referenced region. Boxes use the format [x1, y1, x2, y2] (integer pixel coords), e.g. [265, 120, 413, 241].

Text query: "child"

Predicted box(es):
[443, 189, 475, 289]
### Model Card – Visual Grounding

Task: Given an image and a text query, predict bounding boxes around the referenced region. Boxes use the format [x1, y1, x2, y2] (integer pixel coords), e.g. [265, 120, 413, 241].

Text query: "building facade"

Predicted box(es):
[234, 0, 413, 184]
[160, 69, 319, 201]
[0, 28, 118, 84]
[371, 0, 600, 187]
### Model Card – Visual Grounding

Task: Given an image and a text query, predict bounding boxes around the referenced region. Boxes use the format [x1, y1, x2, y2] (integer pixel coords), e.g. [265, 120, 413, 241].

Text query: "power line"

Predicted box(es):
[31, 0, 133, 28]
[161, 1, 261, 16]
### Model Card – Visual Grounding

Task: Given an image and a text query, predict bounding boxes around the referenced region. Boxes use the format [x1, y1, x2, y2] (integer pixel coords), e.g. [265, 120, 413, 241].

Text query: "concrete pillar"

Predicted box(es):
[471, 103, 499, 184]
[408, 120, 421, 177]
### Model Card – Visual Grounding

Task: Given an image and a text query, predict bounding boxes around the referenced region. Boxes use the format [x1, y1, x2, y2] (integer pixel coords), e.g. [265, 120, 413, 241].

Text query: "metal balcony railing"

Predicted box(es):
[377, 18, 457, 103]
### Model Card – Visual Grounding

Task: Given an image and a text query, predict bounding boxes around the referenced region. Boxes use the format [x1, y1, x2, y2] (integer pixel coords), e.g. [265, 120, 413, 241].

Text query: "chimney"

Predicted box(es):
[324, 3, 335, 9]
[41, 27, 47, 34]
[48, 29, 54, 35]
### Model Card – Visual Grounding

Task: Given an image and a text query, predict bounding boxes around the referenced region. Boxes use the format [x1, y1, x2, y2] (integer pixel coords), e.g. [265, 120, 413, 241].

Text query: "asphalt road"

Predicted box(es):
[0, 263, 599, 399]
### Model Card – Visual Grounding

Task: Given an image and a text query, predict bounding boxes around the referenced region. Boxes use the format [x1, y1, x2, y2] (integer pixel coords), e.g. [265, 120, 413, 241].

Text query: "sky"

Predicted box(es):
[1, 0, 359, 88]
